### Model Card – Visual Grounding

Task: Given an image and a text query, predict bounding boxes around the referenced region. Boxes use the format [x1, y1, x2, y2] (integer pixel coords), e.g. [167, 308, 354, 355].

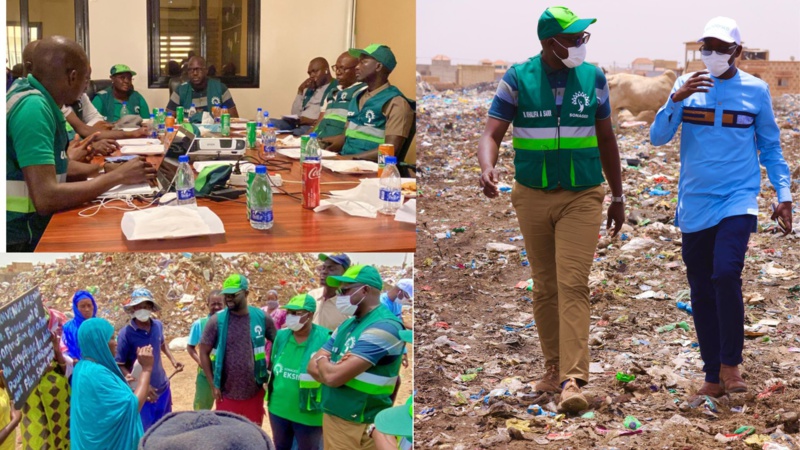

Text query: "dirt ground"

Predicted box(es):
[414, 87, 800, 448]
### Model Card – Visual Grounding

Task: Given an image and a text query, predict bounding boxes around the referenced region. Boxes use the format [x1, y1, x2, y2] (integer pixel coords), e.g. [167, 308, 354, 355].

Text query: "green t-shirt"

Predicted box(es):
[267, 335, 322, 427]
[91, 89, 150, 122]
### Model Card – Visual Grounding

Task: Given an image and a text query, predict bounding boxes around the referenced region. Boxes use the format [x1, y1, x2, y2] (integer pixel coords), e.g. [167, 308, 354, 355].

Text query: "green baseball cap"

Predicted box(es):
[281, 293, 316, 313]
[348, 44, 397, 72]
[110, 64, 136, 76]
[537, 6, 596, 40]
[374, 396, 413, 439]
[326, 264, 383, 290]
[399, 329, 413, 344]
[221, 274, 249, 294]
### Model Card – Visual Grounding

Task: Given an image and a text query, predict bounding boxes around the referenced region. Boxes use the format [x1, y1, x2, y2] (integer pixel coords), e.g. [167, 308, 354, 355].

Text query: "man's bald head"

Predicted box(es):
[187, 55, 209, 89]
[22, 40, 40, 76]
[333, 52, 359, 88]
[31, 36, 90, 106]
[307, 57, 331, 89]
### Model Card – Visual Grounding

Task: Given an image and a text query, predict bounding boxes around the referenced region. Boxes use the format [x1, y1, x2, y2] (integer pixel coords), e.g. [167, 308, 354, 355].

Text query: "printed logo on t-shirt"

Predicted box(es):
[273, 363, 284, 377]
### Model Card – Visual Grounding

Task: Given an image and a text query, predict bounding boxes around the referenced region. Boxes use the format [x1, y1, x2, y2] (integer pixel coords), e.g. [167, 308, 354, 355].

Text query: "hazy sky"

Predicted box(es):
[418, 0, 800, 68]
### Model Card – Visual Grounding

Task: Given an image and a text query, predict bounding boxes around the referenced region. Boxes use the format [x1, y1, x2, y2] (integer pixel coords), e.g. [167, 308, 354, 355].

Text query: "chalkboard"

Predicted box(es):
[0, 286, 54, 409]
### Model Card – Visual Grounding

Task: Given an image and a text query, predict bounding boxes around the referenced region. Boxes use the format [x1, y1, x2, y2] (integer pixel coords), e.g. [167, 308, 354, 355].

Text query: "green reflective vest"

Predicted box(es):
[213, 306, 269, 389]
[94, 88, 148, 122]
[341, 84, 406, 156]
[315, 82, 366, 139]
[322, 306, 404, 424]
[176, 78, 227, 111]
[512, 55, 604, 191]
[269, 324, 330, 413]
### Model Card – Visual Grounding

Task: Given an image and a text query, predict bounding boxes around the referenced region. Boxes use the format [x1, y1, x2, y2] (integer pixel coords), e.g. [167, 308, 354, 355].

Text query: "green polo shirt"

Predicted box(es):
[91, 88, 150, 122]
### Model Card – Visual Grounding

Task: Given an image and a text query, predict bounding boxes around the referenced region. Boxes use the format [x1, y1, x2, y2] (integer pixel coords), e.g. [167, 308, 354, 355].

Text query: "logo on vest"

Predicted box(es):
[570, 91, 590, 118]
[134, 106, 140, 114]
[522, 110, 553, 119]
[341, 92, 348, 101]
[255, 325, 263, 337]
[365, 110, 376, 124]
[343, 337, 357, 354]
[212, 97, 221, 106]
[273, 363, 284, 377]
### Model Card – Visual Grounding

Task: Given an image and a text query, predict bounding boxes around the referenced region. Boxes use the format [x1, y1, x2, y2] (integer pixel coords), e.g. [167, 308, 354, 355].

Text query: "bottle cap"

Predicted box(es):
[309, 132, 318, 138]
[267, 123, 275, 128]
[256, 165, 266, 174]
[191, 103, 195, 107]
[179, 155, 189, 163]
[300, 136, 309, 142]
[167, 112, 172, 116]
[167, 127, 174, 132]
[150, 114, 155, 118]
[122, 101, 127, 105]
[385, 156, 397, 165]
[159, 108, 164, 111]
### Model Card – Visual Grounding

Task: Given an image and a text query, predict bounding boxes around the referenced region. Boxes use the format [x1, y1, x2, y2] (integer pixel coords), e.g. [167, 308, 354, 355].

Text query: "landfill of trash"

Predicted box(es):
[415, 83, 800, 448]
[0, 253, 411, 339]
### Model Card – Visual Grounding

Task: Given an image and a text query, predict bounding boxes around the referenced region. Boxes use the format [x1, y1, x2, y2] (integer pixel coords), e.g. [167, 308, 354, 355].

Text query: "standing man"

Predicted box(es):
[379, 279, 413, 321]
[310, 253, 350, 331]
[307, 265, 405, 450]
[166, 55, 238, 119]
[477, 6, 624, 413]
[92, 64, 150, 122]
[198, 274, 277, 425]
[116, 288, 184, 431]
[315, 52, 366, 139]
[187, 289, 225, 410]
[650, 17, 793, 397]
[320, 44, 415, 161]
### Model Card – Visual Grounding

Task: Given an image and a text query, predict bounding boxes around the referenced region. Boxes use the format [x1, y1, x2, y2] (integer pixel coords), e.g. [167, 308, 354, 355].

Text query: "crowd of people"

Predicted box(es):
[0, 253, 413, 449]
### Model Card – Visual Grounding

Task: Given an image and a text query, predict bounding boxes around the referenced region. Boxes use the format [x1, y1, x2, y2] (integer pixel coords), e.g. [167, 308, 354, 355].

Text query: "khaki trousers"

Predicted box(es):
[511, 182, 604, 384]
[323, 413, 376, 450]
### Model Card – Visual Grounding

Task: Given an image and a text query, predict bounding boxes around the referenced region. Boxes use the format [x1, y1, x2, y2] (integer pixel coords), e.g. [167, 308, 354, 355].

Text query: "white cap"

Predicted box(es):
[698, 17, 741, 45]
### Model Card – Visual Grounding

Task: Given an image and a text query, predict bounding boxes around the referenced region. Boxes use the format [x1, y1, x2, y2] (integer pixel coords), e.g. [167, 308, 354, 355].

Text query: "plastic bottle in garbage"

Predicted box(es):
[262, 123, 276, 160]
[677, 301, 693, 316]
[249, 165, 273, 230]
[378, 156, 402, 215]
[302, 133, 321, 209]
[175, 155, 197, 207]
[120, 101, 129, 117]
[187, 103, 197, 120]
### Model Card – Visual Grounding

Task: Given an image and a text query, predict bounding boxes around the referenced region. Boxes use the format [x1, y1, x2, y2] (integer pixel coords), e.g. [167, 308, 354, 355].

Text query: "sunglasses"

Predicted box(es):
[336, 285, 365, 296]
[555, 32, 591, 48]
[699, 44, 738, 56]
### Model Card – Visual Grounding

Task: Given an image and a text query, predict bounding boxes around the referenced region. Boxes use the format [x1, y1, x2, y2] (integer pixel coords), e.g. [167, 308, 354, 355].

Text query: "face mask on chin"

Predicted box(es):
[701, 52, 733, 77]
[335, 286, 366, 316]
[285, 314, 308, 331]
[552, 39, 587, 68]
[133, 309, 151, 322]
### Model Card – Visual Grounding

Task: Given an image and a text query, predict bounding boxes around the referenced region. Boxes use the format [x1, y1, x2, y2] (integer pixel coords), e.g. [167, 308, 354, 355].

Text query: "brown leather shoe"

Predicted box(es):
[558, 378, 589, 413]
[534, 363, 560, 393]
[720, 364, 747, 393]
[695, 381, 725, 398]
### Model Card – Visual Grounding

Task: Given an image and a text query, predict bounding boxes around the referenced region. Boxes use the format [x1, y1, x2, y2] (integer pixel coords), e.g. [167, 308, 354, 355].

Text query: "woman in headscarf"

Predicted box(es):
[61, 291, 97, 362]
[20, 308, 71, 449]
[70, 318, 155, 450]
[0, 370, 22, 450]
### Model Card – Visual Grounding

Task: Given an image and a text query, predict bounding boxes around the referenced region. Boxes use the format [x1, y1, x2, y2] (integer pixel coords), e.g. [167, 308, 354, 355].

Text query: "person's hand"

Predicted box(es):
[402, 353, 409, 368]
[89, 139, 120, 156]
[173, 361, 185, 372]
[212, 387, 222, 401]
[96, 121, 114, 131]
[10, 405, 21, 425]
[606, 201, 625, 238]
[137, 345, 155, 372]
[146, 386, 158, 403]
[67, 133, 99, 162]
[126, 127, 149, 138]
[479, 167, 501, 198]
[125, 373, 135, 383]
[671, 71, 714, 103]
[298, 77, 314, 94]
[771, 201, 793, 236]
[112, 156, 157, 184]
[321, 135, 345, 152]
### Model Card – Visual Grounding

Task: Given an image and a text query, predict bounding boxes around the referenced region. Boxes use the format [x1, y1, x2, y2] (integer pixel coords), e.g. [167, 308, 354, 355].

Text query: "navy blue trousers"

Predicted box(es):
[681, 215, 756, 383]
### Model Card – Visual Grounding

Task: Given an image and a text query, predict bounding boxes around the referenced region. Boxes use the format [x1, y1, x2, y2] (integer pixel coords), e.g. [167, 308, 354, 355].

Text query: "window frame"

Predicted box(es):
[6, 0, 89, 59]
[146, 0, 260, 89]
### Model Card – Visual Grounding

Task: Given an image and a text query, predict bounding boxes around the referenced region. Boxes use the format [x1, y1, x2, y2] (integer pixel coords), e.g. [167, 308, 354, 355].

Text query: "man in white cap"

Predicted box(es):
[651, 17, 793, 398]
[379, 279, 412, 321]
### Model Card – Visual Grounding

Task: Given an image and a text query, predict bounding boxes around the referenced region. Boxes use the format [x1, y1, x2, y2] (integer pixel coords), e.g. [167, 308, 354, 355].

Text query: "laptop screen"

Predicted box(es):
[167, 127, 196, 157]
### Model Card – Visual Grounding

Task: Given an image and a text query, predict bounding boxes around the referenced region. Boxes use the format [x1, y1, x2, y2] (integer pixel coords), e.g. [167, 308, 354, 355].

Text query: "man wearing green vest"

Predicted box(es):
[267, 293, 330, 450]
[307, 265, 405, 450]
[166, 55, 239, 120]
[478, 7, 625, 413]
[6, 36, 157, 252]
[314, 52, 366, 139]
[198, 274, 277, 425]
[91, 64, 150, 122]
[187, 290, 225, 410]
[321, 44, 414, 161]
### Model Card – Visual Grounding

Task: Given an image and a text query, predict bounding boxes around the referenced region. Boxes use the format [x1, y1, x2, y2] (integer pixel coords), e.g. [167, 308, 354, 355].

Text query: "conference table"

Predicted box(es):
[35, 130, 416, 253]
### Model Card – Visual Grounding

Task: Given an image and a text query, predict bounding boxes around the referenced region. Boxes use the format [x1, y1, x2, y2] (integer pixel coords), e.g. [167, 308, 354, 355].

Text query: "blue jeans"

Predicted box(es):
[269, 412, 323, 450]
[141, 384, 173, 431]
[681, 215, 756, 383]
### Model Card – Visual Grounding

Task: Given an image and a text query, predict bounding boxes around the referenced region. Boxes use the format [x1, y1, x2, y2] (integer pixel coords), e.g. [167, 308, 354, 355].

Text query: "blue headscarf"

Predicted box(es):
[62, 290, 97, 360]
[71, 318, 143, 449]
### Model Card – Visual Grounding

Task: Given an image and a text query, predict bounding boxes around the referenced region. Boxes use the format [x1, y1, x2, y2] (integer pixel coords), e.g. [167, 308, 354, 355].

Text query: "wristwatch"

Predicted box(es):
[611, 194, 626, 203]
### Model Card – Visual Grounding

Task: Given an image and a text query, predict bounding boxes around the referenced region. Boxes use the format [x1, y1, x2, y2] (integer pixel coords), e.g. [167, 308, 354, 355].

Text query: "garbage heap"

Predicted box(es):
[415, 85, 800, 448]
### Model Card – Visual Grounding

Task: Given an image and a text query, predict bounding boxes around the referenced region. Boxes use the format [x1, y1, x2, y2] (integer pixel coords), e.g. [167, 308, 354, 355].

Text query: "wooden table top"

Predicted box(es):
[35, 138, 416, 253]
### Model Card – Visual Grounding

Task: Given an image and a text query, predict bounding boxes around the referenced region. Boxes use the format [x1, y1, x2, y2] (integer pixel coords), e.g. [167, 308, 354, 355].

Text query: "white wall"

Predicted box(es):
[88, 0, 352, 119]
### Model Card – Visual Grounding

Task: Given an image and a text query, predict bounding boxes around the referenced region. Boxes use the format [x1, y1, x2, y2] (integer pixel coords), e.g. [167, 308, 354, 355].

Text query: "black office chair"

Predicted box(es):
[85, 79, 112, 101]
[396, 99, 417, 178]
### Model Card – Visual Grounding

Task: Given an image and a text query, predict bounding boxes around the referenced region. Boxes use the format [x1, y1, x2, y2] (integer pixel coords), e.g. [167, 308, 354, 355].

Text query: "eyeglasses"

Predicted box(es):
[332, 65, 357, 72]
[699, 44, 737, 56]
[188, 67, 206, 73]
[335, 285, 364, 296]
[555, 32, 591, 48]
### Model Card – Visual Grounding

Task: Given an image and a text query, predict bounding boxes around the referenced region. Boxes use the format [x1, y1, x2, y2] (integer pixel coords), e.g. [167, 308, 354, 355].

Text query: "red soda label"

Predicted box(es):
[302, 160, 321, 209]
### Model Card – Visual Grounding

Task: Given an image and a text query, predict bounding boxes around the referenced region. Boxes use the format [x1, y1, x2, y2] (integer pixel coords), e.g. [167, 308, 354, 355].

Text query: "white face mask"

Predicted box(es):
[553, 40, 587, 68]
[701, 52, 733, 77]
[133, 309, 151, 322]
[285, 314, 308, 331]
[336, 286, 366, 316]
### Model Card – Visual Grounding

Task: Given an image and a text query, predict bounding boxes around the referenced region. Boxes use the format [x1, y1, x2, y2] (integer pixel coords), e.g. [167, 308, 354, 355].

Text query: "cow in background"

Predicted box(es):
[607, 70, 676, 125]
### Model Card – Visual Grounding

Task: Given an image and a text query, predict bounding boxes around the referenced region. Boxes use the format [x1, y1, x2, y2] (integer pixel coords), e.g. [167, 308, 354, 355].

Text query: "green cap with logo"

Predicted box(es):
[348, 44, 397, 72]
[326, 264, 383, 290]
[221, 274, 249, 294]
[110, 64, 137, 76]
[537, 6, 596, 40]
[374, 396, 413, 439]
[281, 293, 316, 313]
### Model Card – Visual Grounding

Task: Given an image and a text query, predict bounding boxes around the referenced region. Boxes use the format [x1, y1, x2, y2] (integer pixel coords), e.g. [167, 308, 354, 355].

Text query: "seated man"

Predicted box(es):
[314, 52, 366, 140]
[166, 55, 238, 119]
[271, 57, 335, 136]
[321, 44, 414, 161]
[91, 64, 150, 122]
[7, 36, 157, 252]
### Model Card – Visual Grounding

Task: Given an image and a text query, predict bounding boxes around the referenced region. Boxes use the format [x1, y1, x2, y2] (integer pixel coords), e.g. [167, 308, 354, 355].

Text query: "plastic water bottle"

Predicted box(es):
[262, 123, 276, 160]
[165, 127, 174, 152]
[174, 155, 197, 207]
[677, 301, 693, 316]
[256, 108, 263, 128]
[120, 101, 129, 117]
[157, 108, 166, 137]
[378, 156, 402, 215]
[148, 113, 157, 139]
[249, 165, 273, 230]
[187, 103, 197, 120]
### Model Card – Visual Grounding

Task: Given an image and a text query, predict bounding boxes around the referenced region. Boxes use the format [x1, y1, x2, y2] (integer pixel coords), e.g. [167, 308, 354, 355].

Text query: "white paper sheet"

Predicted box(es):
[121, 206, 225, 240]
[117, 138, 161, 146]
[120, 144, 165, 155]
[277, 148, 337, 159]
[394, 199, 416, 224]
[321, 160, 378, 174]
